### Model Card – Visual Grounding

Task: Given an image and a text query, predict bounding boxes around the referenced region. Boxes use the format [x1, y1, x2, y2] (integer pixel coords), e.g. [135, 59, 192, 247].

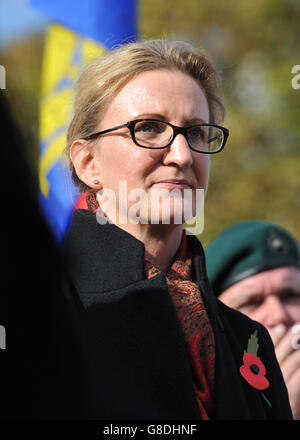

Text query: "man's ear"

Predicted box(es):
[70, 139, 100, 189]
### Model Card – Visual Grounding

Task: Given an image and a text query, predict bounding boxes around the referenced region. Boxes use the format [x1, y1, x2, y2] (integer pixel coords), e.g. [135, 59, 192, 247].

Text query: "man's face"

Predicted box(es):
[219, 266, 300, 338]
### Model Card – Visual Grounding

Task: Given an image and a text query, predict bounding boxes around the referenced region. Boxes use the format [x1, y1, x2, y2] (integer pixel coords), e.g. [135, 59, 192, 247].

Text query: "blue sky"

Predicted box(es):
[0, 0, 49, 49]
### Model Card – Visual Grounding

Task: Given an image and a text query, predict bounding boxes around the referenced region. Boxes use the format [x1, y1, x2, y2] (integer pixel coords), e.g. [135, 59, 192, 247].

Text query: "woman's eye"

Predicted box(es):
[188, 126, 205, 139]
[136, 121, 163, 133]
[139, 123, 154, 132]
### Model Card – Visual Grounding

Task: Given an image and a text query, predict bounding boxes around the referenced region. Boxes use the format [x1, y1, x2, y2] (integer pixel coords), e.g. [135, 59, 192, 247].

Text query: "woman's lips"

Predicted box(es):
[154, 180, 192, 189]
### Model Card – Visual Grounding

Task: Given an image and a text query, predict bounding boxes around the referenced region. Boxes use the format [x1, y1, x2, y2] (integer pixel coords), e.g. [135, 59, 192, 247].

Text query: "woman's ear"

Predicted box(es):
[70, 139, 100, 189]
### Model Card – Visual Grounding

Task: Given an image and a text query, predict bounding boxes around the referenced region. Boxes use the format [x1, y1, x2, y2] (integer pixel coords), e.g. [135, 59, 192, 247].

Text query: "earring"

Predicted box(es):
[93, 178, 99, 185]
[86, 190, 99, 213]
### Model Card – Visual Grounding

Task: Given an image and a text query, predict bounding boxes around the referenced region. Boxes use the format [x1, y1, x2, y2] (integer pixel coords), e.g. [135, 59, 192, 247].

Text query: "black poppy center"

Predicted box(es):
[250, 363, 260, 374]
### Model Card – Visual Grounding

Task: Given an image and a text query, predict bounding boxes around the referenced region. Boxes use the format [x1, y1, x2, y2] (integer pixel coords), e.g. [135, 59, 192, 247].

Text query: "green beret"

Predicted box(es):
[205, 221, 300, 296]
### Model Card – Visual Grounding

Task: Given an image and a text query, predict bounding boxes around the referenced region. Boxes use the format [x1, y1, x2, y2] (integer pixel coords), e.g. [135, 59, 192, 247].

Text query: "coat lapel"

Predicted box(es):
[186, 234, 263, 419]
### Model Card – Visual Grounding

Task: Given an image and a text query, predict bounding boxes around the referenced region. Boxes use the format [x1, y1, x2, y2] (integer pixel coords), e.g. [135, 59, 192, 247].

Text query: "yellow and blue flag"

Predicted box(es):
[31, 0, 137, 242]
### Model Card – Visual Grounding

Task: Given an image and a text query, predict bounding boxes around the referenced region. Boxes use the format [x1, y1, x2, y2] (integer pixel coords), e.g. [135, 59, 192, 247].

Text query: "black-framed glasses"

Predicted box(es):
[84, 119, 229, 154]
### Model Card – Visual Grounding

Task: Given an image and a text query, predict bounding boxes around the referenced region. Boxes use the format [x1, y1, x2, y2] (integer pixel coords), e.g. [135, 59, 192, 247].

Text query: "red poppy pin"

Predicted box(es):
[240, 330, 271, 407]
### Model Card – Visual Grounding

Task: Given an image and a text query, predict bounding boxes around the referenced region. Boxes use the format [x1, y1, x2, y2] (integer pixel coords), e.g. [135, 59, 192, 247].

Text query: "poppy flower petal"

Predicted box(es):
[243, 352, 266, 376]
[240, 365, 270, 390]
[240, 352, 269, 390]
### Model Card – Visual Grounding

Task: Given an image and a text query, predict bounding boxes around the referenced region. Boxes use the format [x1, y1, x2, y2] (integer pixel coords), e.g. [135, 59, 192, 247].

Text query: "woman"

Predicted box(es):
[63, 39, 292, 419]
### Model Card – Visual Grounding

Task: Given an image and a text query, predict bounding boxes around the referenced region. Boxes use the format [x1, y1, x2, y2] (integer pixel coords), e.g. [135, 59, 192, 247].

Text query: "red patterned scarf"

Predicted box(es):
[145, 231, 215, 419]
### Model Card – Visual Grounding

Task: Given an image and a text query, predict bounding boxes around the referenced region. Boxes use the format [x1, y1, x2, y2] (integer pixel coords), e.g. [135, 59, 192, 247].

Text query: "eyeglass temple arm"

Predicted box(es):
[84, 122, 130, 141]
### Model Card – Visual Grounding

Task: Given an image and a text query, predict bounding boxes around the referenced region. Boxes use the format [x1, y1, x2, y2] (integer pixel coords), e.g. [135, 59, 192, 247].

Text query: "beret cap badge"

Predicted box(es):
[268, 228, 289, 256]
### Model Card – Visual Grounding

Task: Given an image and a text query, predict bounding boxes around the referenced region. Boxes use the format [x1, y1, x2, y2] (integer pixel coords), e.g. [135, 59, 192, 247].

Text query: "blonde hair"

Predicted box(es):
[66, 39, 225, 192]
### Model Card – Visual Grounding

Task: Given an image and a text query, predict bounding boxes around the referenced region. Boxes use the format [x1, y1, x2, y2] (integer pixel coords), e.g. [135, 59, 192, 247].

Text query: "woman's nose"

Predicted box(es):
[163, 133, 193, 168]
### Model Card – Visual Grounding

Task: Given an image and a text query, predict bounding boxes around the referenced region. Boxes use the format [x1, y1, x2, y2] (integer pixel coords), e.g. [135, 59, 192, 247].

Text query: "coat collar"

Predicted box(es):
[63, 209, 213, 300]
[64, 209, 146, 294]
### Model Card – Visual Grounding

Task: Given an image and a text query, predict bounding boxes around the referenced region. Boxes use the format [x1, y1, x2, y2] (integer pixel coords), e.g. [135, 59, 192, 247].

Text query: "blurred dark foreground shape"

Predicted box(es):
[0, 91, 87, 419]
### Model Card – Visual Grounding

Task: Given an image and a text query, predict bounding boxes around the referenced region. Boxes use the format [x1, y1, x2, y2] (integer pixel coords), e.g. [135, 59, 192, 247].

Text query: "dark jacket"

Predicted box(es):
[63, 209, 293, 420]
[0, 92, 87, 420]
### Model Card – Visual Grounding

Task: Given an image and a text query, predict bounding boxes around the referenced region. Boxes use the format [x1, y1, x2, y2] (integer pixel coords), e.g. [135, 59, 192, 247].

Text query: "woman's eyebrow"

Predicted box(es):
[184, 117, 208, 125]
[133, 114, 208, 124]
[133, 113, 167, 120]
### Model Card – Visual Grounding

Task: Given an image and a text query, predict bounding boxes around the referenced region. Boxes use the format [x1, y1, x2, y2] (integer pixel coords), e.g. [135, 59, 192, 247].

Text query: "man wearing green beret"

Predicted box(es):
[205, 221, 300, 419]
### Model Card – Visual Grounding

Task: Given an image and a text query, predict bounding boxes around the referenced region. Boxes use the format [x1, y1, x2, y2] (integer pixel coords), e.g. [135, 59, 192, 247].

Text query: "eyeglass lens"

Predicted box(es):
[134, 120, 224, 152]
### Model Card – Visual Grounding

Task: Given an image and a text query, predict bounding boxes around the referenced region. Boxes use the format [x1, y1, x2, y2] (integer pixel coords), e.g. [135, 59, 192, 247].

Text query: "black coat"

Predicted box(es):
[63, 209, 293, 420]
[0, 92, 86, 420]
